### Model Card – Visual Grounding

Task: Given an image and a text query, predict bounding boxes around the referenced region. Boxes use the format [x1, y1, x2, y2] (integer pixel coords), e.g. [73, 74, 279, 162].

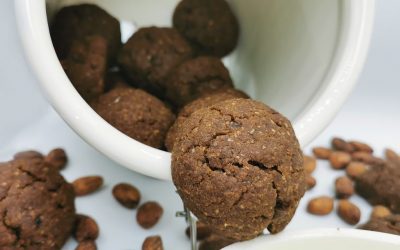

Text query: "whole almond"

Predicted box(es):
[112, 183, 141, 209]
[142, 235, 163, 250]
[76, 241, 97, 250]
[349, 140, 373, 153]
[335, 176, 354, 199]
[185, 221, 213, 240]
[346, 162, 368, 178]
[74, 215, 99, 242]
[337, 200, 361, 225]
[329, 151, 351, 169]
[45, 148, 67, 170]
[352, 151, 385, 166]
[385, 148, 400, 165]
[304, 155, 317, 174]
[332, 137, 355, 152]
[13, 150, 43, 160]
[312, 147, 332, 159]
[73, 176, 103, 196]
[199, 234, 234, 250]
[371, 205, 392, 219]
[137, 201, 163, 229]
[307, 196, 334, 215]
[306, 175, 317, 190]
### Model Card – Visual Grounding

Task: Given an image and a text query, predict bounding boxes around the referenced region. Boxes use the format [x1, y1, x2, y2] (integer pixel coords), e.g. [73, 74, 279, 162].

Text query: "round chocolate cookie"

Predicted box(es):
[51, 4, 121, 61]
[118, 27, 193, 91]
[92, 87, 175, 149]
[172, 99, 305, 241]
[0, 158, 75, 249]
[165, 89, 249, 151]
[173, 0, 239, 57]
[166, 56, 234, 108]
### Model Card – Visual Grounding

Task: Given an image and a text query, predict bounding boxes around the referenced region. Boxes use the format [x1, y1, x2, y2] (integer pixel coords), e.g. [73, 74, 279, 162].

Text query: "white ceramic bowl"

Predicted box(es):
[15, 0, 374, 180]
[225, 228, 400, 250]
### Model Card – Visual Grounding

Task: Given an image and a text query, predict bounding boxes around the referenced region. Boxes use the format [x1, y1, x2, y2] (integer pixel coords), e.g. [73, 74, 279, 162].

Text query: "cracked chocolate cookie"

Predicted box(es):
[355, 160, 400, 213]
[165, 89, 249, 151]
[359, 214, 400, 235]
[118, 27, 193, 92]
[165, 56, 234, 108]
[171, 98, 305, 240]
[91, 87, 175, 149]
[173, 0, 239, 57]
[61, 35, 107, 102]
[51, 4, 121, 62]
[0, 158, 75, 249]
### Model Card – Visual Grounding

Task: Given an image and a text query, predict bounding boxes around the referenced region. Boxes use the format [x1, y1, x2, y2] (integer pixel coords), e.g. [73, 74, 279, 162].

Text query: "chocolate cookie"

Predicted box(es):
[173, 0, 239, 57]
[0, 158, 75, 249]
[51, 4, 121, 62]
[165, 89, 249, 151]
[359, 214, 400, 235]
[62, 35, 107, 102]
[355, 160, 400, 213]
[118, 27, 193, 92]
[172, 99, 305, 240]
[91, 87, 175, 148]
[165, 56, 234, 108]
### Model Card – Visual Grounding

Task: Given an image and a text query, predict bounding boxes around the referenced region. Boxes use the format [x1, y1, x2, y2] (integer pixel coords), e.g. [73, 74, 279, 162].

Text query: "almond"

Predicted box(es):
[335, 176, 354, 199]
[352, 151, 385, 166]
[185, 221, 213, 240]
[45, 148, 67, 170]
[306, 175, 316, 190]
[73, 176, 103, 196]
[304, 155, 317, 174]
[142, 235, 163, 250]
[112, 183, 141, 209]
[337, 200, 361, 225]
[312, 147, 332, 159]
[137, 201, 163, 229]
[331, 137, 355, 152]
[74, 215, 99, 242]
[75, 241, 97, 250]
[307, 196, 334, 215]
[371, 205, 392, 219]
[349, 140, 373, 153]
[346, 162, 368, 178]
[329, 151, 351, 169]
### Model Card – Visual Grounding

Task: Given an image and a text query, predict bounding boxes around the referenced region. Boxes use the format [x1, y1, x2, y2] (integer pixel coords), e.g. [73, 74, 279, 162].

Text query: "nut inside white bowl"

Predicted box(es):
[15, 0, 374, 180]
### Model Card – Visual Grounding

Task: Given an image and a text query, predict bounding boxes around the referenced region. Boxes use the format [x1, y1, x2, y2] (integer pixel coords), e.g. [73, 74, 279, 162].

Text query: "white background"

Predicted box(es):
[1, 0, 400, 249]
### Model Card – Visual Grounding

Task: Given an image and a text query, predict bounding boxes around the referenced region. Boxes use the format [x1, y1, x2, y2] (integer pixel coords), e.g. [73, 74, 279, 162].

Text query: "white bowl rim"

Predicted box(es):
[14, 0, 375, 180]
[224, 228, 400, 249]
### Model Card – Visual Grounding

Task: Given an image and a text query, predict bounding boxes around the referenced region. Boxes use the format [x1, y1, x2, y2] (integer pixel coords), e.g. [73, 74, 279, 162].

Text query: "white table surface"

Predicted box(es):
[1, 0, 400, 249]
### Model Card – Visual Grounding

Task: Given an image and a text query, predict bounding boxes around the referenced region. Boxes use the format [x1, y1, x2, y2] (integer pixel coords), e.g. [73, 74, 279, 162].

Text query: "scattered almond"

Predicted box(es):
[312, 147, 332, 159]
[352, 151, 385, 166]
[307, 196, 334, 215]
[371, 205, 392, 219]
[45, 148, 67, 170]
[304, 155, 317, 174]
[306, 175, 316, 190]
[331, 137, 355, 152]
[112, 183, 141, 209]
[13, 150, 43, 160]
[142, 235, 163, 250]
[337, 200, 361, 225]
[137, 201, 163, 229]
[335, 176, 354, 199]
[349, 140, 373, 153]
[73, 176, 103, 196]
[185, 221, 213, 241]
[346, 162, 368, 178]
[329, 151, 351, 169]
[75, 241, 97, 250]
[199, 234, 235, 250]
[74, 215, 99, 242]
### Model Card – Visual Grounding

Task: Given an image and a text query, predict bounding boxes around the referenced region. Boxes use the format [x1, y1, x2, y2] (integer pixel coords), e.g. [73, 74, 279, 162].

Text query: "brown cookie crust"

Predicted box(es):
[359, 215, 400, 235]
[165, 56, 234, 108]
[173, 0, 239, 57]
[92, 87, 175, 149]
[118, 27, 193, 91]
[62, 35, 107, 102]
[51, 4, 121, 61]
[165, 89, 249, 151]
[0, 159, 75, 249]
[172, 99, 305, 240]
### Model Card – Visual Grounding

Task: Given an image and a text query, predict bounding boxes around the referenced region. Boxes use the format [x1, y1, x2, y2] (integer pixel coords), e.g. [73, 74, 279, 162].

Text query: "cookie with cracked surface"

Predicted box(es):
[91, 87, 175, 149]
[358, 214, 400, 235]
[171, 98, 305, 240]
[51, 4, 121, 62]
[0, 158, 75, 249]
[118, 27, 193, 92]
[173, 0, 239, 57]
[165, 56, 234, 108]
[165, 89, 249, 151]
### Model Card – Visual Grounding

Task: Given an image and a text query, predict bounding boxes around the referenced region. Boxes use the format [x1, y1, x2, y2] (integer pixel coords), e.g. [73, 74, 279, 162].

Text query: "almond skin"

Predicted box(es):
[371, 205, 392, 219]
[306, 175, 317, 190]
[45, 148, 68, 170]
[351, 151, 385, 166]
[312, 147, 332, 159]
[331, 137, 355, 153]
[75, 241, 97, 250]
[337, 200, 361, 225]
[142, 235, 163, 250]
[329, 151, 351, 169]
[304, 155, 317, 174]
[137, 201, 163, 229]
[335, 176, 354, 199]
[74, 215, 99, 242]
[112, 183, 141, 209]
[346, 162, 368, 179]
[185, 221, 213, 240]
[73, 176, 103, 196]
[349, 140, 373, 153]
[307, 196, 334, 215]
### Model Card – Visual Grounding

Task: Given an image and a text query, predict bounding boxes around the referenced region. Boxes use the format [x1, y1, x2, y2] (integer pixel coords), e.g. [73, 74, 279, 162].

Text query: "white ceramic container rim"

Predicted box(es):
[15, 0, 374, 180]
[224, 228, 400, 249]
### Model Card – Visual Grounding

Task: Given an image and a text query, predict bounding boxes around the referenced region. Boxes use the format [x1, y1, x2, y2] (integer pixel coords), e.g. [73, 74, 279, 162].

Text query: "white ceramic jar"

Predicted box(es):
[15, 0, 374, 180]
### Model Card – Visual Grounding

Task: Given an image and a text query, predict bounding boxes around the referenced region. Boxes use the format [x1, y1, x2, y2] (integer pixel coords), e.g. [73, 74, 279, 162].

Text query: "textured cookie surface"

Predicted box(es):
[172, 99, 305, 240]
[0, 159, 75, 249]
